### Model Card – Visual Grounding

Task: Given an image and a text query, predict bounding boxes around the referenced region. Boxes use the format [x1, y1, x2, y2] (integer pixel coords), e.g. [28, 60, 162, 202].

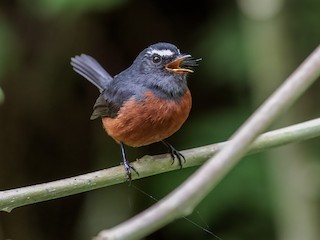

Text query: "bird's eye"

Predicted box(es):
[152, 54, 162, 64]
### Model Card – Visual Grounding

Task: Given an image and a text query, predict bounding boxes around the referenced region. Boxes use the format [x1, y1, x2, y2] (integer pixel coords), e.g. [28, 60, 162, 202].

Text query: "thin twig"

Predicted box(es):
[95, 45, 320, 240]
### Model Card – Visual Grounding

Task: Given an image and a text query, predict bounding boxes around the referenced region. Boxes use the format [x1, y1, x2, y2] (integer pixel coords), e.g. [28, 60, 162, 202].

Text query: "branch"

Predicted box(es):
[0, 117, 320, 212]
[94, 45, 320, 240]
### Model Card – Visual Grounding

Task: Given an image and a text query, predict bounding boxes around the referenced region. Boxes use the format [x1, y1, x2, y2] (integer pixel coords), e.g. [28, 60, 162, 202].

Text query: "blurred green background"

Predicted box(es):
[0, 0, 320, 239]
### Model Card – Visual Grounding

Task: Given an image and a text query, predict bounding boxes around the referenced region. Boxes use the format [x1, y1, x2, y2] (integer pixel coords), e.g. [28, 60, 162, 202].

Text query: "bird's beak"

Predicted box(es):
[165, 55, 194, 74]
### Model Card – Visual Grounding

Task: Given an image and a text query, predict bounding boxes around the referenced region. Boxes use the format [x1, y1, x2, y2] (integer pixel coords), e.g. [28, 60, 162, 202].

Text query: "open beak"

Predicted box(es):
[165, 54, 194, 74]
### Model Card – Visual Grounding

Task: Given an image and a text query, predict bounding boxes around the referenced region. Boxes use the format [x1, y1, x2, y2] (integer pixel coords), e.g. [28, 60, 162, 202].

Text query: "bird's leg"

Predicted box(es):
[162, 140, 186, 168]
[120, 142, 139, 182]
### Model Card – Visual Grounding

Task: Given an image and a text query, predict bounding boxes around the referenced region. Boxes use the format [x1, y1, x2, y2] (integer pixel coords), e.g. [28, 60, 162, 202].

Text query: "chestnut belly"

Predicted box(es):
[102, 90, 192, 147]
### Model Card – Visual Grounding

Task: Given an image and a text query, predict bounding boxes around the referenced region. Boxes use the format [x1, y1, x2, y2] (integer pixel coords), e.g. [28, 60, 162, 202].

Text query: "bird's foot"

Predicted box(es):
[162, 141, 186, 168]
[120, 142, 139, 182]
[122, 159, 139, 182]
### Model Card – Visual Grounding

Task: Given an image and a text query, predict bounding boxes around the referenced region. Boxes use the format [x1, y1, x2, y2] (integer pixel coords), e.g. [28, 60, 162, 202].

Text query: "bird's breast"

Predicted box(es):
[101, 89, 192, 147]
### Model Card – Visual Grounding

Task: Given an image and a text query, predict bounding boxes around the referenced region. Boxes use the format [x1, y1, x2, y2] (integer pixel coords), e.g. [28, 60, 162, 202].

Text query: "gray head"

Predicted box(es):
[124, 42, 197, 99]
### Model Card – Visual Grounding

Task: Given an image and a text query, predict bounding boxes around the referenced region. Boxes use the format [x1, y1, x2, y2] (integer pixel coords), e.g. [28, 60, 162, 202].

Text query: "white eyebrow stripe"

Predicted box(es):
[147, 49, 175, 56]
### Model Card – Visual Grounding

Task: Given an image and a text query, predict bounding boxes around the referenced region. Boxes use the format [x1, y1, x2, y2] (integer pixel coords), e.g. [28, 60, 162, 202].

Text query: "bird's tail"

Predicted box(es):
[71, 54, 113, 92]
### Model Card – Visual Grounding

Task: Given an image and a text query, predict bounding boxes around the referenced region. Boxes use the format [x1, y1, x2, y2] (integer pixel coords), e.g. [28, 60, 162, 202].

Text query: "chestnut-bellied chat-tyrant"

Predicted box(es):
[71, 42, 200, 181]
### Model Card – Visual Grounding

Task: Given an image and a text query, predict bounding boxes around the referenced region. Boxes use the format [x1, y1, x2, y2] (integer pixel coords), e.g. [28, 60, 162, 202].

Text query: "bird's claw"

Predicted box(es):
[120, 142, 139, 182]
[163, 141, 186, 169]
[122, 160, 139, 182]
[169, 147, 185, 169]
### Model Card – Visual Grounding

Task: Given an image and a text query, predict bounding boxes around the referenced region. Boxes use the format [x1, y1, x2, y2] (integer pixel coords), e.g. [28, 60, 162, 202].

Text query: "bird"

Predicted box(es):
[71, 42, 200, 180]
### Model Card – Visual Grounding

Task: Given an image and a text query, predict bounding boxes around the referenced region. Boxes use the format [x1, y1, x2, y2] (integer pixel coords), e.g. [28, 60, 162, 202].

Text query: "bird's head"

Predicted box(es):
[127, 42, 201, 98]
[136, 42, 200, 76]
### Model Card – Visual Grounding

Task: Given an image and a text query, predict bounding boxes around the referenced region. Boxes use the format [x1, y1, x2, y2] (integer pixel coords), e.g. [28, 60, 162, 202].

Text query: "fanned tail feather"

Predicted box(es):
[71, 54, 113, 92]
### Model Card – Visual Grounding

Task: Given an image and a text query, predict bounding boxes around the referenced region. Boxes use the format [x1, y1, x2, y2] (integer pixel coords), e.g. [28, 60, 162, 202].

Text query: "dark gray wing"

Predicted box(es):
[90, 83, 137, 120]
[90, 93, 123, 120]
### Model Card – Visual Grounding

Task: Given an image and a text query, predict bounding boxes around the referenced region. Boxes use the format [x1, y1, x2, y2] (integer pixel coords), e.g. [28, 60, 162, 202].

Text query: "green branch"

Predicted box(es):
[1, 118, 320, 213]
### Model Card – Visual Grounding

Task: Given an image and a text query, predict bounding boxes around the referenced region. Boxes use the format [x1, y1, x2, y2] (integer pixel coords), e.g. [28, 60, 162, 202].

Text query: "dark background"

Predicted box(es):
[1, 0, 320, 239]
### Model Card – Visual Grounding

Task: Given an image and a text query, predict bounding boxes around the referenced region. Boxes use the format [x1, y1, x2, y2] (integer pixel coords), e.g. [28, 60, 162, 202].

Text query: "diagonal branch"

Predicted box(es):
[0, 117, 320, 212]
[95, 45, 320, 240]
